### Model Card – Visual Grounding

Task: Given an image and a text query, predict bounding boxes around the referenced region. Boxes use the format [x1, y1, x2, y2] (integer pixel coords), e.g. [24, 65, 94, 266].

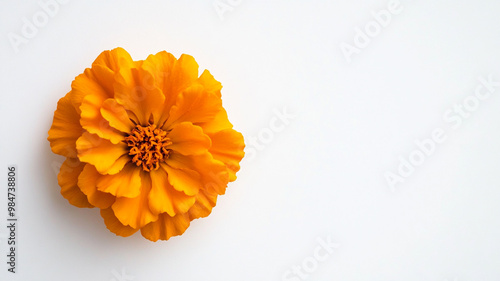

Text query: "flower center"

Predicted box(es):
[124, 124, 172, 172]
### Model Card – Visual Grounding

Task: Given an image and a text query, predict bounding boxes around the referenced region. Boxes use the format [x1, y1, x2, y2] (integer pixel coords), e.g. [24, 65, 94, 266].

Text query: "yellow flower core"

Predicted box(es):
[124, 124, 172, 172]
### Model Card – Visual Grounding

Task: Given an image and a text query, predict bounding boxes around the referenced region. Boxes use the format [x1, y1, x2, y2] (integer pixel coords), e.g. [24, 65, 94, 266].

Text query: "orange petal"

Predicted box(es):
[168, 54, 199, 96]
[112, 172, 158, 229]
[197, 69, 222, 98]
[71, 48, 134, 107]
[163, 164, 201, 196]
[155, 54, 199, 126]
[188, 189, 218, 220]
[58, 158, 93, 208]
[78, 164, 115, 209]
[100, 207, 138, 237]
[76, 132, 129, 175]
[91, 48, 135, 96]
[163, 84, 222, 129]
[48, 92, 84, 158]
[141, 51, 177, 100]
[167, 152, 229, 195]
[91, 64, 116, 96]
[167, 122, 211, 155]
[92, 47, 134, 73]
[148, 166, 196, 216]
[100, 99, 134, 133]
[80, 92, 125, 144]
[140, 213, 190, 242]
[96, 163, 142, 198]
[198, 108, 233, 135]
[114, 67, 165, 125]
[70, 68, 111, 115]
[106, 154, 131, 176]
[71, 48, 134, 122]
[208, 129, 245, 182]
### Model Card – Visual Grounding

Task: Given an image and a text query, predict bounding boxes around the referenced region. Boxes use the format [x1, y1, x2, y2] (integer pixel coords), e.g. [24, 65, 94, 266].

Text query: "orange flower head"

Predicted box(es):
[47, 47, 245, 241]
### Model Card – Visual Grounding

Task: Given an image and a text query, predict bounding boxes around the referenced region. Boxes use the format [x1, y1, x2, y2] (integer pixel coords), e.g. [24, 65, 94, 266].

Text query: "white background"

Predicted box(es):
[1, 0, 500, 280]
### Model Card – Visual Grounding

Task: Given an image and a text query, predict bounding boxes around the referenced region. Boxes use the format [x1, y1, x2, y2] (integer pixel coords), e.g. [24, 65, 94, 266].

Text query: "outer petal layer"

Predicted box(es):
[70, 69, 111, 114]
[71, 48, 134, 110]
[78, 164, 115, 209]
[196, 69, 222, 98]
[188, 189, 218, 220]
[140, 213, 191, 242]
[198, 108, 233, 135]
[148, 166, 196, 216]
[112, 172, 158, 229]
[162, 85, 221, 129]
[208, 129, 245, 182]
[92, 48, 134, 73]
[167, 152, 229, 195]
[58, 158, 93, 208]
[91, 47, 135, 96]
[48, 92, 84, 158]
[101, 207, 138, 237]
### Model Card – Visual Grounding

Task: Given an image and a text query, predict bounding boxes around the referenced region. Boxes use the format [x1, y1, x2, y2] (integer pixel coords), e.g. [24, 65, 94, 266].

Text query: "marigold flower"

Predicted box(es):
[48, 47, 245, 241]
